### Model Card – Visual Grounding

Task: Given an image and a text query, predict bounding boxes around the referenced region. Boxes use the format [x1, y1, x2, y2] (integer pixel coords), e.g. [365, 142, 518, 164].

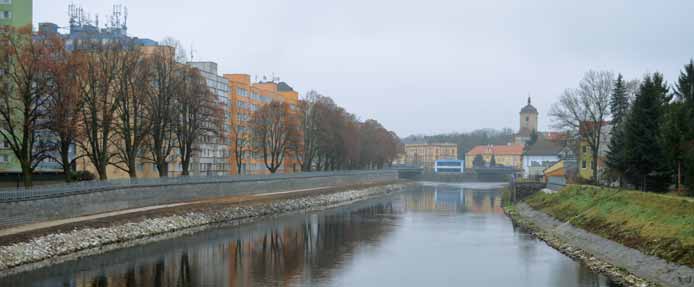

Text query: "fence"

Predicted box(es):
[0, 170, 398, 229]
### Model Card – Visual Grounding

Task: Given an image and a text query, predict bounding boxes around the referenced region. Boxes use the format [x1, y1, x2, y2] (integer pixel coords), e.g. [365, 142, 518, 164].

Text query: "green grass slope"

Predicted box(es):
[525, 185, 694, 267]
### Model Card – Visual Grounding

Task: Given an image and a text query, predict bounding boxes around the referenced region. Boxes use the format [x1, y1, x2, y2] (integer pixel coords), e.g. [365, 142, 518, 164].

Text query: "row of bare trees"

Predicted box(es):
[230, 90, 401, 174]
[0, 26, 221, 186]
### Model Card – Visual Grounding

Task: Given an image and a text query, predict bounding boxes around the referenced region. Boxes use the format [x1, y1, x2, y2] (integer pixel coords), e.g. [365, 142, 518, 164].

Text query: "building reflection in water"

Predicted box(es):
[34, 202, 400, 287]
[406, 184, 503, 214]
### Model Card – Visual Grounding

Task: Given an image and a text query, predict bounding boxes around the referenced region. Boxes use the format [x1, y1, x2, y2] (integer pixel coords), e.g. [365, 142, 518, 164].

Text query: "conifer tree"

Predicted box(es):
[606, 74, 630, 186]
[623, 73, 671, 192]
[673, 59, 694, 194]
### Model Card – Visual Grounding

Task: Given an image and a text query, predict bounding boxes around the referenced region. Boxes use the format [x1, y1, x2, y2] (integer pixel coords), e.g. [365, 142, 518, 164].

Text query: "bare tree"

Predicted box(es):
[292, 90, 322, 171]
[550, 70, 614, 182]
[145, 40, 181, 177]
[44, 33, 83, 182]
[75, 41, 122, 180]
[174, 66, 221, 176]
[229, 102, 250, 174]
[0, 26, 53, 186]
[111, 46, 150, 178]
[250, 101, 298, 173]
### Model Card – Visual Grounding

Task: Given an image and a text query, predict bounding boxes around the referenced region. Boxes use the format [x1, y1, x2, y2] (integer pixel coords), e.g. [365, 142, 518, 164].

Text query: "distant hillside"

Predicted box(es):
[402, 128, 514, 159]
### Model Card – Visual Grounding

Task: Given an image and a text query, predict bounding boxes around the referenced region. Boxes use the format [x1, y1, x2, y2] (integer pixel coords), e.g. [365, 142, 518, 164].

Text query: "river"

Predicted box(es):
[0, 182, 616, 287]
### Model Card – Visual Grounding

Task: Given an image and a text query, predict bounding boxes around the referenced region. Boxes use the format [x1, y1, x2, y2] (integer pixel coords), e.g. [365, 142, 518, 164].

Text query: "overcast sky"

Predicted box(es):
[34, 0, 694, 137]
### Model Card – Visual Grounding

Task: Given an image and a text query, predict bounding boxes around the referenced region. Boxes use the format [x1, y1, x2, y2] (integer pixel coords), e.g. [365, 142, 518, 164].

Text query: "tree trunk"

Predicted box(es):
[61, 148, 71, 182]
[128, 158, 137, 179]
[21, 163, 32, 188]
[157, 161, 168, 177]
[592, 149, 599, 184]
[181, 156, 190, 176]
[97, 164, 108, 180]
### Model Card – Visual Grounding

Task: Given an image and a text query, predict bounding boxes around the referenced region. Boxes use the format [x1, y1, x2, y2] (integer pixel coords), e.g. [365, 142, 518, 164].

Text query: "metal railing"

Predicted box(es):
[0, 170, 395, 203]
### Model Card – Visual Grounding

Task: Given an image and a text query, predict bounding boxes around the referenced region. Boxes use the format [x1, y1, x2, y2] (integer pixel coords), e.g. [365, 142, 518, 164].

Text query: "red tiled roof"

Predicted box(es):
[465, 144, 524, 156]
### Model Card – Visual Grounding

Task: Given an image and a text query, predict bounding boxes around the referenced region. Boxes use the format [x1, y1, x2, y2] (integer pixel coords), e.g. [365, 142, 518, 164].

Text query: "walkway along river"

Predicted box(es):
[0, 182, 617, 286]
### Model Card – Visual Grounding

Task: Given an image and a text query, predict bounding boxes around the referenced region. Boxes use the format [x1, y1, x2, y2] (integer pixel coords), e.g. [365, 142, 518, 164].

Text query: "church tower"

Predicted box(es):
[519, 97, 538, 136]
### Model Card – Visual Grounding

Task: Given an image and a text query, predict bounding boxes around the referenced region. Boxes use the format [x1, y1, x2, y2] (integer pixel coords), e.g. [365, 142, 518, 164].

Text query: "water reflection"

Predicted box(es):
[1, 183, 616, 287]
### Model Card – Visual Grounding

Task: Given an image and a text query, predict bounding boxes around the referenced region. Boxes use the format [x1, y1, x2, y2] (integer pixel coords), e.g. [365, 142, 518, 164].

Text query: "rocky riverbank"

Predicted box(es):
[506, 203, 694, 287]
[0, 182, 412, 277]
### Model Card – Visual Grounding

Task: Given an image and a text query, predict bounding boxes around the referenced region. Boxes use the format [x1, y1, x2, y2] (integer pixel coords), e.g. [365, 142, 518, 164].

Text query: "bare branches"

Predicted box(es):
[250, 101, 299, 174]
[550, 70, 614, 182]
[0, 26, 54, 186]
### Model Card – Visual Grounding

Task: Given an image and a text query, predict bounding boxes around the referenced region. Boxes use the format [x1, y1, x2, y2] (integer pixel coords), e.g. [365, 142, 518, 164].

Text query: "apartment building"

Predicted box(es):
[0, 0, 31, 28]
[186, 62, 231, 176]
[224, 74, 299, 175]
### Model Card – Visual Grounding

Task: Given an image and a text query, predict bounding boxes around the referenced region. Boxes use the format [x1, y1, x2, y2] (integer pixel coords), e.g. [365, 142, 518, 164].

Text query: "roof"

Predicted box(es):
[277, 82, 294, 92]
[466, 144, 524, 156]
[520, 97, 538, 114]
[524, 139, 563, 156]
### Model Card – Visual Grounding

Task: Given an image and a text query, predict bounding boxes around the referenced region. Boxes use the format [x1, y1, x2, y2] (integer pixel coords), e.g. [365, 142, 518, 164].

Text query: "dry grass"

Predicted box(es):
[525, 185, 694, 267]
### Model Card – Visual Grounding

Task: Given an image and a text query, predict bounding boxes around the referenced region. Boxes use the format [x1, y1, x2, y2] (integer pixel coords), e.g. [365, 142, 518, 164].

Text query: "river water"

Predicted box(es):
[1, 182, 616, 287]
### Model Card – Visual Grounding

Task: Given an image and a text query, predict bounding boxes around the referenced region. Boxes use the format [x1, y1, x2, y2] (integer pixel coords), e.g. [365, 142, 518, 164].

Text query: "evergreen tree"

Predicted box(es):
[606, 74, 630, 185]
[610, 74, 630, 125]
[674, 59, 694, 194]
[526, 130, 538, 146]
[623, 73, 671, 192]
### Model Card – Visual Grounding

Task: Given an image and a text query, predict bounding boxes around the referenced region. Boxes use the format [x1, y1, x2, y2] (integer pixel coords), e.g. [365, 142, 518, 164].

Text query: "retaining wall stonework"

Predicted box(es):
[513, 203, 694, 287]
[0, 171, 398, 229]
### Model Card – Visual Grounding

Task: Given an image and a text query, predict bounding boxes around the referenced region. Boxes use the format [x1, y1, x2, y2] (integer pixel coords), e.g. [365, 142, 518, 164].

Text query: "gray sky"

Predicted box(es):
[34, 0, 694, 137]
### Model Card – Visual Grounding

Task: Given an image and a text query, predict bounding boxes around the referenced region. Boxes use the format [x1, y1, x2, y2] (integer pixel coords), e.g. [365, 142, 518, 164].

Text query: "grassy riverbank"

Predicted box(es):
[525, 185, 694, 267]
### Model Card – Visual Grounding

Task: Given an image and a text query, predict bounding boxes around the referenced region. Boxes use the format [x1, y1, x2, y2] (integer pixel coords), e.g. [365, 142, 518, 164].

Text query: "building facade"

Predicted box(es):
[522, 139, 562, 179]
[224, 74, 299, 175]
[404, 143, 457, 171]
[186, 62, 231, 176]
[513, 97, 539, 145]
[434, 160, 465, 173]
[465, 144, 524, 170]
[577, 122, 611, 181]
[0, 0, 31, 28]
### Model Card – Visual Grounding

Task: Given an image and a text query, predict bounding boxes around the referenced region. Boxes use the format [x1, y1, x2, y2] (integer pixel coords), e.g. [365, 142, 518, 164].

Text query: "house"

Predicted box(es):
[465, 144, 524, 170]
[577, 121, 612, 181]
[522, 139, 563, 179]
[434, 160, 465, 173]
[543, 159, 578, 189]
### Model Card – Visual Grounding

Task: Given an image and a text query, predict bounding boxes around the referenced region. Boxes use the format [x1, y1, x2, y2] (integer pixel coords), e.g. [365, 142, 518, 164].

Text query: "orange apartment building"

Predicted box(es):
[224, 74, 299, 175]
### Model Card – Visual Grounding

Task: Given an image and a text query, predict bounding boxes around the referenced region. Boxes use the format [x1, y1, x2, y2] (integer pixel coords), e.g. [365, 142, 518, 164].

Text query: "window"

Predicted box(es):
[0, 11, 11, 20]
[525, 116, 529, 122]
[582, 146, 587, 153]
[581, 160, 586, 169]
[0, 154, 8, 163]
[236, 88, 247, 97]
[0, 1, 11, 5]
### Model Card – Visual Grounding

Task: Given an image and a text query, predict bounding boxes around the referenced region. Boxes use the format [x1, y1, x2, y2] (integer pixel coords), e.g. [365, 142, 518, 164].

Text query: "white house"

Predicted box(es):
[522, 139, 563, 179]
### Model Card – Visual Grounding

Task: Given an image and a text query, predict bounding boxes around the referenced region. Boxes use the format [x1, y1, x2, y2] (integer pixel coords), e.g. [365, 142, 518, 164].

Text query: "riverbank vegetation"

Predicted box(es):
[525, 185, 694, 267]
[550, 60, 694, 195]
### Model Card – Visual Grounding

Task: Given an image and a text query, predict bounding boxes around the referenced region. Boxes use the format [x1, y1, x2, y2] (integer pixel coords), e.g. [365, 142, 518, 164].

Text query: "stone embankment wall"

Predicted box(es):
[512, 182, 546, 201]
[0, 183, 412, 276]
[509, 203, 694, 287]
[0, 171, 398, 228]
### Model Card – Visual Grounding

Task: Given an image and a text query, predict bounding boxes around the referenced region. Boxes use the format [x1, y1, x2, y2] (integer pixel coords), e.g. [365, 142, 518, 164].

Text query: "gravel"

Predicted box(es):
[0, 183, 410, 274]
[508, 203, 694, 287]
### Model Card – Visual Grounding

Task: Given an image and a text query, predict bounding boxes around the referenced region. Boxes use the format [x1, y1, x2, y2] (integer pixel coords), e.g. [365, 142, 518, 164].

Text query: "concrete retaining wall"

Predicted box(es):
[0, 170, 398, 229]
